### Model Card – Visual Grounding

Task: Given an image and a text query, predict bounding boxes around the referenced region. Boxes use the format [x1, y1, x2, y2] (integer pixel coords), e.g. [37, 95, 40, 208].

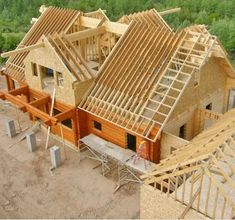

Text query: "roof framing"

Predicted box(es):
[80, 13, 223, 142]
[4, 7, 80, 82]
[142, 110, 235, 219]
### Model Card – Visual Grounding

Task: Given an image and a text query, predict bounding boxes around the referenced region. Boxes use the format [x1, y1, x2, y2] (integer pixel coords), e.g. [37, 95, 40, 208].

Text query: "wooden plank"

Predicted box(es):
[179, 186, 201, 219]
[45, 88, 56, 150]
[159, 8, 181, 16]
[29, 96, 50, 108]
[8, 85, 28, 96]
[80, 16, 129, 35]
[55, 108, 76, 122]
[0, 90, 57, 126]
[67, 26, 106, 41]
[1, 43, 44, 58]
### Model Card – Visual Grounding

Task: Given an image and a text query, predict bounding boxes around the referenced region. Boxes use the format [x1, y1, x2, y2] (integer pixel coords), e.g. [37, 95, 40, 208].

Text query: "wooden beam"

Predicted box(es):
[0, 91, 5, 99]
[80, 16, 128, 35]
[179, 186, 201, 219]
[105, 21, 129, 35]
[0, 90, 57, 126]
[9, 85, 28, 96]
[55, 108, 76, 122]
[159, 8, 181, 16]
[66, 26, 106, 41]
[4, 74, 15, 91]
[80, 16, 100, 28]
[29, 96, 50, 108]
[0, 67, 5, 75]
[1, 42, 44, 58]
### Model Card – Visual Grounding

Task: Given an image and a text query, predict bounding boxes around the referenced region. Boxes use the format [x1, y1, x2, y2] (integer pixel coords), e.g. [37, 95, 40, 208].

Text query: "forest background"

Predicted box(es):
[0, 0, 234, 65]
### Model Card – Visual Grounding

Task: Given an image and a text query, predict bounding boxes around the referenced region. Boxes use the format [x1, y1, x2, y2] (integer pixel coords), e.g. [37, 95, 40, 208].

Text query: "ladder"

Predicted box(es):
[133, 140, 151, 169]
[136, 30, 217, 142]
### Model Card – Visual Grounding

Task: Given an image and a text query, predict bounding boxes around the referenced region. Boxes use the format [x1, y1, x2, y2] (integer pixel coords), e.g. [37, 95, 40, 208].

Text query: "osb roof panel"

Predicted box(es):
[5, 6, 79, 82]
[142, 109, 235, 219]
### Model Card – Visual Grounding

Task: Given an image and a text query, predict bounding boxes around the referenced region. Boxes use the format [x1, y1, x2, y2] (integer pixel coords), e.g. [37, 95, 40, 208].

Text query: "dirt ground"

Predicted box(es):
[0, 76, 140, 219]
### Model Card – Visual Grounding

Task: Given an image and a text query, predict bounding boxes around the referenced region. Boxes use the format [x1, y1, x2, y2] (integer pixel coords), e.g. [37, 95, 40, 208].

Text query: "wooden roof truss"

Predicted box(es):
[47, 33, 95, 82]
[2, 7, 129, 83]
[5, 7, 80, 82]
[80, 11, 179, 139]
[142, 112, 235, 219]
[80, 17, 219, 142]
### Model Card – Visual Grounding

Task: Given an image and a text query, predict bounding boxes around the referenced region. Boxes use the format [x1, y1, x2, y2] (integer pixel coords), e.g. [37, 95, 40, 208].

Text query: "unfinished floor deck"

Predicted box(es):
[0, 75, 140, 218]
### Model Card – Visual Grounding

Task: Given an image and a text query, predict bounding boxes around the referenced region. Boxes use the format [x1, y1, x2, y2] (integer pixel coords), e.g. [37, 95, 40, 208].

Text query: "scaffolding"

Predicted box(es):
[79, 134, 155, 191]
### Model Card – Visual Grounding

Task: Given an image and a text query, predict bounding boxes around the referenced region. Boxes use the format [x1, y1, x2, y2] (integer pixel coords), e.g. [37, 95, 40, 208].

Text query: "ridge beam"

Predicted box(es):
[80, 16, 129, 35]
[67, 26, 106, 41]
[1, 42, 45, 58]
[159, 8, 181, 16]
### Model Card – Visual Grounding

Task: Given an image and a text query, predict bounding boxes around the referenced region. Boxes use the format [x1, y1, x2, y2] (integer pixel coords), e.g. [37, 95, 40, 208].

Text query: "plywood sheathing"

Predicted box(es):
[140, 184, 208, 219]
[5, 7, 80, 82]
[142, 109, 235, 219]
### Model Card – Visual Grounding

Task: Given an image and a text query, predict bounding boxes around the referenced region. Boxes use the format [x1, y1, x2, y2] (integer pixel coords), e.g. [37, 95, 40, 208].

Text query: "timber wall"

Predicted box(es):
[78, 109, 161, 163]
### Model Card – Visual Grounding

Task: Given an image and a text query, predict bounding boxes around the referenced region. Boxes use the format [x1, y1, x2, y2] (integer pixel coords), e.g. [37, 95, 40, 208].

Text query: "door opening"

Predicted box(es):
[126, 133, 136, 151]
[179, 124, 186, 139]
[206, 103, 212, 110]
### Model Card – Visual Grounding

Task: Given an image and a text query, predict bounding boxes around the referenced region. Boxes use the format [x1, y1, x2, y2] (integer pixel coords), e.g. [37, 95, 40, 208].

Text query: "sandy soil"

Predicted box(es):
[0, 76, 140, 219]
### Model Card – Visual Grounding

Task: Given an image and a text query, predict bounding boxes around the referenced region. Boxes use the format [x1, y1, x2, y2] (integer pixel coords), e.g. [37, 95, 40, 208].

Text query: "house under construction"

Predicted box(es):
[0, 6, 235, 166]
[141, 109, 235, 219]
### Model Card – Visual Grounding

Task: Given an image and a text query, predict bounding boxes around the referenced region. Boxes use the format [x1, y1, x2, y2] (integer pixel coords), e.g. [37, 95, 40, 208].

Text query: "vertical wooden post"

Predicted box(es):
[72, 108, 80, 147]
[98, 35, 102, 66]
[223, 88, 230, 113]
[4, 75, 15, 91]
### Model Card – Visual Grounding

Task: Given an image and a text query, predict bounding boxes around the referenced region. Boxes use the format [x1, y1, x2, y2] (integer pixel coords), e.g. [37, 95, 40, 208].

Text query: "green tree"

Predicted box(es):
[0, 33, 5, 53]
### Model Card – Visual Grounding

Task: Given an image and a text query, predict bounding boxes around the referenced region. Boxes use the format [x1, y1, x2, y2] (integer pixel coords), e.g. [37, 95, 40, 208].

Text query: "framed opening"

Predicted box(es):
[206, 103, 212, 110]
[179, 124, 186, 139]
[126, 133, 136, 151]
[62, 119, 72, 129]
[53, 108, 61, 115]
[31, 62, 38, 76]
[93, 121, 102, 131]
[40, 65, 55, 93]
[56, 71, 64, 87]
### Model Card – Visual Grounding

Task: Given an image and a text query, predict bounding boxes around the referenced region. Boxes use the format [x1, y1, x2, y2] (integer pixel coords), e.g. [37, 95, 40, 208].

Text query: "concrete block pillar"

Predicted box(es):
[5, 120, 16, 138]
[26, 132, 37, 152]
[50, 146, 61, 168]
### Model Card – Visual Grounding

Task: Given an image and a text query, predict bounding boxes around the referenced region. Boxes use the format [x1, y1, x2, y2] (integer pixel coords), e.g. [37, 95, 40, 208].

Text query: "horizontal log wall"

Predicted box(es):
[78, 109, 160, 163]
